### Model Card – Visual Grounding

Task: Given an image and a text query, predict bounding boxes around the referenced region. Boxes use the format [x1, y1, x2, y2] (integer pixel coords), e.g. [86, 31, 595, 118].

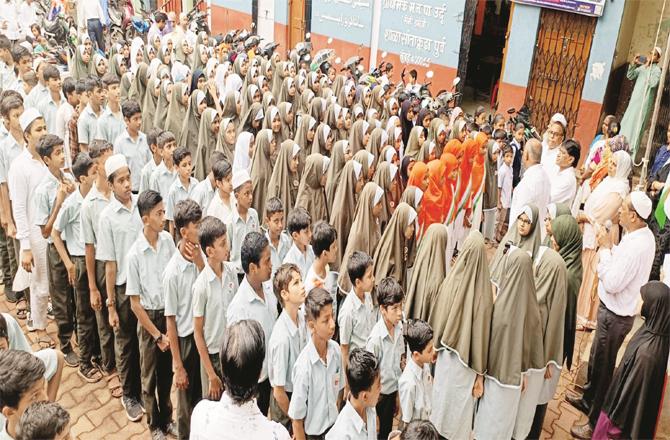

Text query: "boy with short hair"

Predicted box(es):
[54, 78, 79, 171]
[51, 153, 103, 383]
[166, 147, 198, 237]
[193, 216, 238, 401]
[288, 287, 343, 440]
[268, 263, 308, 429]
[0, 350, 47, 440]
[206, 159, 235, 224]
[365, 278, 404, 438]
[283, 207, 315, 278]
[126, 190, 177, 438]
[33, 134, 77, 366]
[114, 99, 151, 193]
[24, 60, 48, 109]
[338, 251, 377, 372]
[96, 154, 144, 420]
[226, 231, 277, 416]
[139, 127, 164, 194]
[35, 65, 62, 134]
[96, 73, 125, 145]
[149, 130, 177, 199]
[8, 46, 31, 97]
[15, 401, 71, 440]
[227, 169, 259, 274]
[191, 150, 226, 210]
[77, 77, 104, 153]
[326, 348, 379, 440]
[264, 197, 292, 276]
[304, 220, 338, 313]
[164, 199, 205, 439]
[0, 35, 15, 91]
[398, 319, 434, 425]
[496, 145, 513, 242]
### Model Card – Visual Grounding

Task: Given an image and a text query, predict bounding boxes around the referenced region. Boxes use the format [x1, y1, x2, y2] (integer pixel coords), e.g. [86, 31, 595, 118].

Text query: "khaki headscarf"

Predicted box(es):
[372, 202, 417, 289]
[120, 72, 133, 103]
[353, 149, 373, 182]
[70, 45, 91, 81]
[178, 90, 205, 151]
[215, 117, 235, 163]
[194, 108, 219, 180]
[349, 120, 370, 154]
[250, 129, 275, 215]
[338, 182, 383, 292]
[262, 91, 276, 114]
[128, 62, 148, 103]
[141, 77, 160, 134]
[367, 127, 387, 166]
[294, 115, 316, 175]
[311, 123, 332, 156]
[221, 90, 238, 120]
[330, 160, 364, 272]
[278, 76, 295, 105]
[164, 82, 188, 135]
[325, 140, 349, 212]
[238, 102, 263, 135]
[266, 139, 300, 220]
[487, 248, 545, 386]
[295, 153, 330, 223]
[372, 161, 398, 232]
[153, 80, 172, 129]
[277, 102, 294, 145]
[404, 125, 425, 160]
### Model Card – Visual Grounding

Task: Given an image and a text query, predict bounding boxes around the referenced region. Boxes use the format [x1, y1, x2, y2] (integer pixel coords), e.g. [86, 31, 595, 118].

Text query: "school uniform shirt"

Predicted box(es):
[541, 141, 560, 181]
[267, 230, 292, 276]
[305, 264, 338, 317]
[95, 194, 143, 285]
[550, 166, 577, 206]
[206, 192, 236, 226]
[7, 148, 47, 250]
[366, 319, 404, 395]
[162, 250, 200, 337]
[0, 60, 15, 92]
[338, 291, 377, 351]
[36, 92, 64, 135]
[282, 243, 316, 279]
[24, 83, 48, 110]
[190, 176, 216, 211]
[18, 0, 37, 37]
[268, 309, 308, 393]
[165, 176, 198, 221]
[53, 188, 85, 257]
[190, 391, 290, 440]
[498, 163, 513, 209]
[7, 76, 25, 97]
[55, 101, 75, 170]
[0, 420, 13, 440]
[0, 134, 23, 184]
[325, 399, 377, 440]
[398, 357, 433, 423]
[125, 230, 176, 310]
[113, 129, 151, 192]
[288, 338, 344, 436]
[33, 171, 74, 245]
[96, 106, 126, 145]
[227, 207, 260, 273]
[77, 104, 100, 146]
[149, 161, 177, 200]
[227, 276, 278, 381]
[509, 163, 550, 225]
[139, 159, 160, 194]
[80, 183, 110, 247]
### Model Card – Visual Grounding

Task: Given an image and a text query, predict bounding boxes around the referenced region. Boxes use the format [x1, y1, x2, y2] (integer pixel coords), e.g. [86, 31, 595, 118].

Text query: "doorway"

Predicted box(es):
[288, 0, 306, 48]
[460, 0, 512, 113]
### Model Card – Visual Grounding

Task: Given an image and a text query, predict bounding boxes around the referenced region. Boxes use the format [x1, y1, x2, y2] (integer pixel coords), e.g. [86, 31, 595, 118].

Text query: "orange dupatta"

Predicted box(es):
[419, 159, 446, 229]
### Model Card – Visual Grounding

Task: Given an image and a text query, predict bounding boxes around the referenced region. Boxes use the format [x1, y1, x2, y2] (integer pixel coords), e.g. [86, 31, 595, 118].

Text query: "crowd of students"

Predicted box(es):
[0, 10, 667, 440]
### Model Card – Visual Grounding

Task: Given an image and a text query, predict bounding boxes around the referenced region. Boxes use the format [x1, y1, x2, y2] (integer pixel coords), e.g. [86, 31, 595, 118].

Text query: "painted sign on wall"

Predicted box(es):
[311, 0, 374, 46]
[513, 0, 605, 17]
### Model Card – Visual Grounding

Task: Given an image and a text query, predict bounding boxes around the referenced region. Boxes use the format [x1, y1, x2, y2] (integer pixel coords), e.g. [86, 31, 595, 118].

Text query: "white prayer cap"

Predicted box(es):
[254, 108, 265, 121]
[352, 160, 362, 180]
[366, 152, 374, 168]
[630, 190, 652, 219]
[384, 147, 396, 163]
[550, 113, 568, 129]
[232, 169, 251, 190]
[414, 188, 424, 207]
[19, 108, 42, 132]
[373, 184, 384, 206]
[19, 41, 32, 52]
[407, 206, 418, 227]
[654, 47, 663, 57]
[104, 154, 128, 178]
[322, 156, 331, 174]
[389, 163, 399, 182]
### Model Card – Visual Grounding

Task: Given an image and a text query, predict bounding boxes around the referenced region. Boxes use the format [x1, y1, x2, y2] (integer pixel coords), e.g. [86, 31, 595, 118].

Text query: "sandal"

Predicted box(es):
[106, 372, 123, 398]
[78, 366, 103, 384]
[37, 336, 55, 349]
[15, 298, 27, 320]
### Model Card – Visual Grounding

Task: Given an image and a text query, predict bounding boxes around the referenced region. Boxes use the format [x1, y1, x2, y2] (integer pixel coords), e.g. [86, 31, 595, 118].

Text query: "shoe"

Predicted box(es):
[121, 396, 144, 422]
[565, 392, 590, 415]
[571, 423, 593, 439]
[25, 313, 34, 332]
[47, 302, 54, 320]
[164, 422, 178, 438]
[63, 351, 79, 368]
[151, 428, 167, 440]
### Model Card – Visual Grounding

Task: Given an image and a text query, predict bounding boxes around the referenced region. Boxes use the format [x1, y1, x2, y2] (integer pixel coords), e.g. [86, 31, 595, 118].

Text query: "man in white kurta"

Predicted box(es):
[510, 139, 551, 224]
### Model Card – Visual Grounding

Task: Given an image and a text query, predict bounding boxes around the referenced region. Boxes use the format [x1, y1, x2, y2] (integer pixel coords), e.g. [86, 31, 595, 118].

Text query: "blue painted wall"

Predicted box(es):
[501, 3, 540, 86]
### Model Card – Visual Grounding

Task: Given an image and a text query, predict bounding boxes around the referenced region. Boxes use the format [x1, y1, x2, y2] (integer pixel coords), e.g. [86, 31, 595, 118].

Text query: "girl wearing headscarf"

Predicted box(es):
[324, 140, 351, 212]
[429, 231, 493, 440]
[366, 127, 387, 166]
[277, 102, 294, 144]
[108, 53, 126, 81]
[593, 281, 670, 440]
[399, 100, 416, 147]
[372, 202, 417, 290]
[407, 161, 428, 192]
[128, 63, 148, 104]
[153, 80, 172, 129]
[339, 107, 352, 142]
[220, 90, 238, 123]
[294, 115, 317, 175]
[353, 150, 375, 182]
[295, 153, 331, 223]
[349, 120, 372, 155]
[129, 37, 144, 75]
[329, 159, 365, 271]
[164, 82, 189, 135]
[266, 140, 301, 220]
[232, 131, 255, 175]
[418, 160, 446, 233]
[240, 84, 261, 120]
[70, 45, 92, 81]
[141, 77, 161, 134]
[404, 126, 425, 160]
[194, 108, 220, 181]
[179, 88, 207, 157]
[311, 124, 333, 156]
[250, 129, 277, 215]
[474, 249, 544, 440]
[441, 153, 459, 229]
[588, 134, 630, 191]
[542, 202, 572, 246]
[120, 72, 133, 103]
[189, 69, 206, 94]
[238, 102, 264, 137]
[576, 150, 631, 329]
[216, 117, 236, 164]
[91, 53, 108, 78]
[337, 182, 384, 292]
[278, 76, 296, 105]
[309, 97, 326, 124]
[372, 161, 400, 233]
[404, 221, 446, 319]
[481, 138, 499, 243]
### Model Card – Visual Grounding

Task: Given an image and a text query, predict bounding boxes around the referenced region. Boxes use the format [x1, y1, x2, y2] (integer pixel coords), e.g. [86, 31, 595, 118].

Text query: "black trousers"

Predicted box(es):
[48, 243, 75, 353]
[176, 334, 201, 440]
[114, 284, 141, 400]
[583, 303, 634, 427]
[87, 18, 105, 52]
[376, 391, 398, 439]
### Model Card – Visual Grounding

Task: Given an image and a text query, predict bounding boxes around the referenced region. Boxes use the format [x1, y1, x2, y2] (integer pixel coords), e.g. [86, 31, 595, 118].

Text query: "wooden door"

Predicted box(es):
[525, 9, 596, 137]
[289, 0, 305, 48]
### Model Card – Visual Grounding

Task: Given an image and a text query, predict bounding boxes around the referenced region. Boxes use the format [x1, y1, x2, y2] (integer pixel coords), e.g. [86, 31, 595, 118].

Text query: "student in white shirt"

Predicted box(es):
[398, 319, 435, 426]
[304, 220, 338, 314]
[496, 145, 513, 242]
[149, 131, 177, 199]
[206, 159, 236, 225]
[191, 150, 226, 211]
[550, 139, 580, 206]
[54, 78, 80, 170]
[139, 128, 164, 194]
[227, 170, 260, 274]
[166, 147, 197, 237]
[264, 197, 292, 276]
[35, 65, 63, 135]
[0, 34, 15, 91]
[282, 207, 315, 278]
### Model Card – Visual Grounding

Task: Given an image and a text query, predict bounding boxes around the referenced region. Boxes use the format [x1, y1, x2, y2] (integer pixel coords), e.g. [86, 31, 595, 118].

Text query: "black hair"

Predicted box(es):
[376, 277, 405, 307]
[400, 420, 440, 440]
[173, 146, 191, 166]
[198, 215, 227, 253]
[209, 150, 226, 172]
[174, 198, 202, 231]
[479, 125, 492, 136]
[0, 34, 10, 51]
[347, 348, 379, 398]
[0, 90, 22, 102]
[0, 314, 7, 341]
[36, 134, 63, 160]
[137, 189, 163, 217]
[493, 128, 507, 141]
[62, 77, 76, 99]
[147, 127, 163, 148]
[85, 77, 103, 93]
[514, 122, 525, 132]
[72, 153, 94, 182]
[101, 72, 121, 88]
[89, 139, 113, 159]
[0, 350, 46, 410]
[562, 139, 581, 167]
[287, 207, 311, 236]
[212, 159, 232, 181]
[466, 122, 477, 133]
[474, 106, 486, 118]
[347, 251, 373, 286]
[220, 319, 265, 404]
[241, 231, 268, 274]
[11, 45, 31, 64]
[403, 319, 433, 354]
[16, 402, 70, 440]
[409, 69, 417, 79]
[157, 130, 176, 148]
[154, 11, 168, 23]
[501, 145, 514, 157]
[273, 263, 301, 307]
[121, 99, 141, 120]
[304, 287, 333, 321]
[264, 197, 283, 218]
[42, 65, 60, 82]
[491, 114, 505, 127]
[311, 220, 337, 258]
[0, 96, 22, 118]
[76, 78, 89, 94]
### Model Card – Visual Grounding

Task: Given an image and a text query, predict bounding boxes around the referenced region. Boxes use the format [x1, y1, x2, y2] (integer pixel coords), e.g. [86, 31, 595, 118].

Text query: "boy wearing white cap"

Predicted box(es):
[227, 169, 259, 275]
[7, 108, 51, 347]
[95, 153, 145, 422]
[569, 191, 656, 438]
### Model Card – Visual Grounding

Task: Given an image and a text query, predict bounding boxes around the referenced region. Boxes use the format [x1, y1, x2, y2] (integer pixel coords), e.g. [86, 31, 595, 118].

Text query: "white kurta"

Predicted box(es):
[513, 368, 545, 439]
[474, 376, 521, 440]
[538, 362, 562, 404]
[509, 164, 551, 228]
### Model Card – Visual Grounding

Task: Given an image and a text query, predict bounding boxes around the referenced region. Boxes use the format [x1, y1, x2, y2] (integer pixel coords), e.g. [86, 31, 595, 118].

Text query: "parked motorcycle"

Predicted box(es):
[108, 0, 150, 44]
